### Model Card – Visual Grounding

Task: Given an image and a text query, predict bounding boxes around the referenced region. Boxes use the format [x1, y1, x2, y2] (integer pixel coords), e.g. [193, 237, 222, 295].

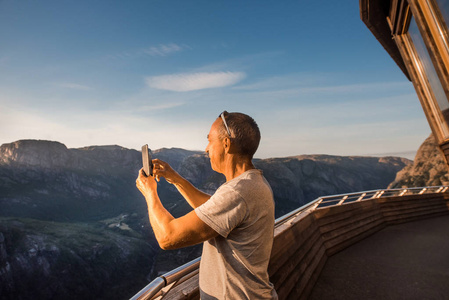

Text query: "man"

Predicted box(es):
[136, 111, 278, 299]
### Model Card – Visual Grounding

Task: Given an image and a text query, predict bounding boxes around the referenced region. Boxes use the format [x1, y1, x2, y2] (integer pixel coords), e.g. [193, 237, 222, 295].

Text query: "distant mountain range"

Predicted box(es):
[0, 139, 412, 221]
[0, 139, 420, 299]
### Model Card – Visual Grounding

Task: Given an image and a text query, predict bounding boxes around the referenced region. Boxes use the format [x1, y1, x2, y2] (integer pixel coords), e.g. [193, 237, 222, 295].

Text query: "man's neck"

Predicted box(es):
[222, 156, 255, 182]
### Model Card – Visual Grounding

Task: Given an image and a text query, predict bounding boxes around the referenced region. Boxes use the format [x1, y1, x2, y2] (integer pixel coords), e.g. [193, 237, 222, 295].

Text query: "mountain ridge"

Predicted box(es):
[0, 139, 413, 220]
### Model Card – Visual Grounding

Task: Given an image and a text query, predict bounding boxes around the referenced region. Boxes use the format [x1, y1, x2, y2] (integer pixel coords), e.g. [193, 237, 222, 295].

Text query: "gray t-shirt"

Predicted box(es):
[195, 169, 277, 300]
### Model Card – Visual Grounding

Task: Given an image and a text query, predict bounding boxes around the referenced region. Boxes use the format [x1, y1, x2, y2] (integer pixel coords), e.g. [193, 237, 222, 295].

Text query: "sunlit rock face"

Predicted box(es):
[0, 140, 70, 168]
[388, 134, 449, 188]
[0, 140, 144, 171]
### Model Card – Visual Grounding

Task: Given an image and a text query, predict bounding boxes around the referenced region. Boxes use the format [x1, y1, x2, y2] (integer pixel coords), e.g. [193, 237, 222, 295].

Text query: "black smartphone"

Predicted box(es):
[141, 144, 153, 176]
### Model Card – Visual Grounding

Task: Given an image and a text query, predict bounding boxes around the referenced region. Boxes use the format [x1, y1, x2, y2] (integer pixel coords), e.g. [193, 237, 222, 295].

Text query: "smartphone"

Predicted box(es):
[141, 144, 153, 176]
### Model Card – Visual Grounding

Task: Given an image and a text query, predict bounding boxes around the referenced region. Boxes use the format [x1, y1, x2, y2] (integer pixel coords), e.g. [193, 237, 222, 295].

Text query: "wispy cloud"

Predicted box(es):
[58, 83, 92, 90]
[107, 43, 189, 60]
[145, 71, 246, 92]
[142, 43, 186, 57]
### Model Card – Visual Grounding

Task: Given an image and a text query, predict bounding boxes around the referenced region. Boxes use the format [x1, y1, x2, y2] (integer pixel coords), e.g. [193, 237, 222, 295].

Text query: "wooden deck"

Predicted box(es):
[309, 214, 449, 299]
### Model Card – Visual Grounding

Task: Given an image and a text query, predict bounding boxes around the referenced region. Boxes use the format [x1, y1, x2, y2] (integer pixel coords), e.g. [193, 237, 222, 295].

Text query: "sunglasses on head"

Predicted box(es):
[219, 111, 231, 137]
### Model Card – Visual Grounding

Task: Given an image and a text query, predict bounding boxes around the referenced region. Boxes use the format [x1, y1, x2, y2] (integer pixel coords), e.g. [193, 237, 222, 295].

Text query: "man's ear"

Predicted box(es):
[222, 137, 229, 148]
[222, 137, 231, 153]
[224, 137, 237, 154]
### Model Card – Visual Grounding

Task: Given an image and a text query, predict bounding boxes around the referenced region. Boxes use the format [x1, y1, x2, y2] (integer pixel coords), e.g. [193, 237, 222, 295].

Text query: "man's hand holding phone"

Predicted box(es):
[136, 168, 158, 198]
[136, 144, 157, 198]
[137, 144, 182, 198]
[141, 144, 153, 177]
[152, 159, 181, 185]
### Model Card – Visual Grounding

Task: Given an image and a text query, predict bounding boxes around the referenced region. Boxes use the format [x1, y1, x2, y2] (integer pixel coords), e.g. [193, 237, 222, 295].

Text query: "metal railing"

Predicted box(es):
[130, 185, 449, 300]
[131, 257, 201, 300]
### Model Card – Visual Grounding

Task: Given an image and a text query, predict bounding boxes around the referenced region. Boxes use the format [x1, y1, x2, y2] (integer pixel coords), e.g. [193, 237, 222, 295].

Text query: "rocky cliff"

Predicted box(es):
[388, 134, 449, 188]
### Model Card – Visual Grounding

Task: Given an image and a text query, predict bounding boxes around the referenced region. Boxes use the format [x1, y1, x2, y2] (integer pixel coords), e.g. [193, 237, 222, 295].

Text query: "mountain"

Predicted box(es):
[0, 139, 412, 299]
[256, 154, 411, 217]
[0, 140, 202, 222]
[388, 134, 449, 188]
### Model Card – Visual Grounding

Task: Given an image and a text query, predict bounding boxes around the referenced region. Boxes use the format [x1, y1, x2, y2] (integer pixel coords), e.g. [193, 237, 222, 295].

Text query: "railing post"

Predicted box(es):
[376, 190, 385, 198]
[356, 193, 367, 201]
[337, 195, 348, 205]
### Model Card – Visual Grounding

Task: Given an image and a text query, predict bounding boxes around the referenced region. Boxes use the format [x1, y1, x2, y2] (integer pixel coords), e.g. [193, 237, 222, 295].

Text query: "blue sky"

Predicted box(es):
[0, 1, 430, 159]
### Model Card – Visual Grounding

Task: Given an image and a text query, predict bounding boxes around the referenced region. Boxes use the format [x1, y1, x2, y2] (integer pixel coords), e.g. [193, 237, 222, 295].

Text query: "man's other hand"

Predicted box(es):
[136, 168, 157, 198]
[152, 159, 180, 185]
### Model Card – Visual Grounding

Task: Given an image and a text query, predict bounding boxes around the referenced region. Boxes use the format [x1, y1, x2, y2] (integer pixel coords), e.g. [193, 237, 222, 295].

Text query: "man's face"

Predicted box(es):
[205, 118, 225, 173]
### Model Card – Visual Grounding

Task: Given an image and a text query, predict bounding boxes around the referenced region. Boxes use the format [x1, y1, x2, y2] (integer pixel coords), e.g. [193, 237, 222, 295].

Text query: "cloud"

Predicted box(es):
[107, 43, 189, 60]
[58, 83, 92, 90]
[143, 43, 186, 57]
[145, 71, 246, 92]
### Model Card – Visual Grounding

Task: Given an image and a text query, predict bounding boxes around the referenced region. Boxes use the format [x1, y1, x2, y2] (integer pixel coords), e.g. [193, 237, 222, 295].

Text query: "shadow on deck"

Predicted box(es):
[309, 215, 449, 299]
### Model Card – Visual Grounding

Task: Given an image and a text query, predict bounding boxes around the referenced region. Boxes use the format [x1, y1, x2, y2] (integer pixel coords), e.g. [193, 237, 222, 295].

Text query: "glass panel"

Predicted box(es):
[408, 17, 449, 137]
[430, 0, 449, 54]
[433, 0, 449, 28]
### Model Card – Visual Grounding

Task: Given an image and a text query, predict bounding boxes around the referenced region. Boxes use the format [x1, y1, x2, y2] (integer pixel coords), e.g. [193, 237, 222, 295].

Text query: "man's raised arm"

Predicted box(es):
[152, 159, 210, 209]
[136, 169, 218, 250]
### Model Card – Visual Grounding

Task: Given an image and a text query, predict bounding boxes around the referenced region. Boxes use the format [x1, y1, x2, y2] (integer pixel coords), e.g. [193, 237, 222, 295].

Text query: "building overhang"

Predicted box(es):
[360, 0, 411, 80]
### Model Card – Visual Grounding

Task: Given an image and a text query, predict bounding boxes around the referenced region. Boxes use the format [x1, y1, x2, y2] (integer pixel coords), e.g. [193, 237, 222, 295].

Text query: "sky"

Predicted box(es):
[0, 0, 431, 159]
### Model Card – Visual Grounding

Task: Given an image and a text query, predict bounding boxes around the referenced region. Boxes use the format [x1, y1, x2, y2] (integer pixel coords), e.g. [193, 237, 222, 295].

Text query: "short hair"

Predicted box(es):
[218, 111, 261, 159]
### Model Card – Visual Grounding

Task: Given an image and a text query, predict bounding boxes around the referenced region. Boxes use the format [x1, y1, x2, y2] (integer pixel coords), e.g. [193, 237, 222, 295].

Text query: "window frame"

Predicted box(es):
[391, 0, 449, 143]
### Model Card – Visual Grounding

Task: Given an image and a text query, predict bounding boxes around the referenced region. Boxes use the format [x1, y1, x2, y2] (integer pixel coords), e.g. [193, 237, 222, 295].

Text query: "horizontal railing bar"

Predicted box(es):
[131, 277, 165, 300]
[130, 258, 200, 300]
[315, 186, 446, 207]
[315, 186, 445, 201]
[274, 198, 321, 226]
[130, 185, 449, 300]
[163, 257, 201, 284]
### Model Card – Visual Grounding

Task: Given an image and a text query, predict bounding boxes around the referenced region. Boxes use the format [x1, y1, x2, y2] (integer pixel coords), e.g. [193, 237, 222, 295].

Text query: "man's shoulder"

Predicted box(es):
[225, 169, 273, 201]
[211, 169, 273, 209]
[234, 169, 270, 188]
[228, 169, 265, 186]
